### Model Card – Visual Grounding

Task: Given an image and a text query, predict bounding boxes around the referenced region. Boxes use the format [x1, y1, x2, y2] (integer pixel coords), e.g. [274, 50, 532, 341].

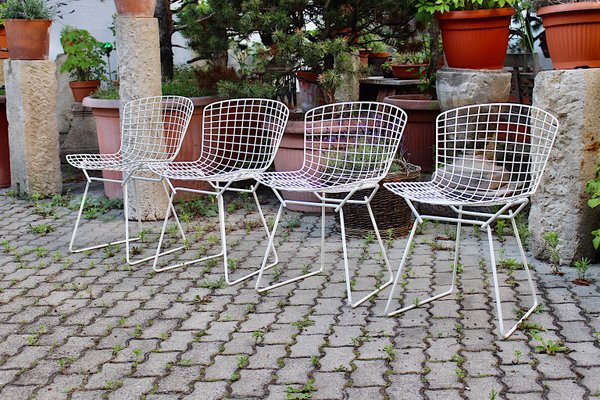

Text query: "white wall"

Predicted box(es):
[48, 0, 194, 74]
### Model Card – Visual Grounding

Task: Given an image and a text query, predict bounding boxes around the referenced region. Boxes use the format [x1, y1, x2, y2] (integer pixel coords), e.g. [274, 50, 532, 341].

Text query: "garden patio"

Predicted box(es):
[0, 175, 598, 400]
[1, 0, 600, 399]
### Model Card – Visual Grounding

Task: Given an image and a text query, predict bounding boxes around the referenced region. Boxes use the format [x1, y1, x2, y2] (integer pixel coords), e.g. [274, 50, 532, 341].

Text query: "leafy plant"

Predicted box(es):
[91, 81, 119, 100]
[585, 161, 600, 250]
[542, 231, 561, 274]
[532, 333, 569, 355]
[416, 0, 516, 14]
[286, 380, 317, 400]
[573, 257, 591, 282]
[60, 26, 106, 81]
[0, 0, 56, 20]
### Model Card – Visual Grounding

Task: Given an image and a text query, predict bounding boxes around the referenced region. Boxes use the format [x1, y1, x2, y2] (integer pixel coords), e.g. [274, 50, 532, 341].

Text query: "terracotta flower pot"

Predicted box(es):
[537, 2, 600, 69]
[4, 19, 52, 60]
[0, 96, 10, 188]
[436, 8, 515, 69]
[383, 95, 440, 173]
[114, 0, 156, 17]
[0, 26, 8, 59]
[69, 80, 102, 103]
[82, 97, 123, 199]
[391, 64, 427, 79]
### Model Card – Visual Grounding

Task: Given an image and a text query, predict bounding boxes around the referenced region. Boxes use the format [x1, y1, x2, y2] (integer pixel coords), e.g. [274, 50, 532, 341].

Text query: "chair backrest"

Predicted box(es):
[121, 96, 195, 164]
[434, 103, 559, 202]
[302, 102, 408, 186]
[199, 98, 290, 172]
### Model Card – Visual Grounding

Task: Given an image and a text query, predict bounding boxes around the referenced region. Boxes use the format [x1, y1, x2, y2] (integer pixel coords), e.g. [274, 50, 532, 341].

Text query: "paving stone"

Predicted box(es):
[351, 360, 387, 387]
[312, 372, 347, 399]
[230, 368, 273, 398]
[501, 364, 543, 393]
[156, 365, 199, 393]
[387, 373, 424, 399]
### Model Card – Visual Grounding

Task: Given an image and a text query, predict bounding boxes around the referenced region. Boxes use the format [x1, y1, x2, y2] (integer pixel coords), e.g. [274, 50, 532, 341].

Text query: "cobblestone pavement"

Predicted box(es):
[0, 181, 598, 400]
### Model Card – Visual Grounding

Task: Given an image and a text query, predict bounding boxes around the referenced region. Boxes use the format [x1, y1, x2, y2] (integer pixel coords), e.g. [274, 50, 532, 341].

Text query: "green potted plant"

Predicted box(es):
[0, 0, 54, 60]
[416, 0, 516, 69]
[60, 26, 107, 102]
[532, 0, 600, 69]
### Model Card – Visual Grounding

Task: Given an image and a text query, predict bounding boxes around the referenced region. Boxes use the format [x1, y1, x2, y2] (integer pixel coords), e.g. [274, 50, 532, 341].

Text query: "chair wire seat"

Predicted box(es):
[148, 98, 290, 284]
[254, 101, 408, 307]
[66, 153, 129, 171]
[66, 96, 195, 265]
[383, 103, 560, 339]
[385, 179, 530, 207]
[148, 159, 262, 183]
[256, 169, 381, 194]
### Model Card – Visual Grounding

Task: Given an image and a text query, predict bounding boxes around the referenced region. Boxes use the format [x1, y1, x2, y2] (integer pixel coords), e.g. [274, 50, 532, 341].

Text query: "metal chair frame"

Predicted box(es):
[254, 102, 408, 307]
[383, 103, 559, 338]
[66, 96, 195, 265]
[148, 98, 290, 285]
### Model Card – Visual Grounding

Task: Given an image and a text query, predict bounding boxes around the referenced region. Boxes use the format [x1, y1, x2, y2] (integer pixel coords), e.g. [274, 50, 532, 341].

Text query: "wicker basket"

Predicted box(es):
[334, 163, 421, 238]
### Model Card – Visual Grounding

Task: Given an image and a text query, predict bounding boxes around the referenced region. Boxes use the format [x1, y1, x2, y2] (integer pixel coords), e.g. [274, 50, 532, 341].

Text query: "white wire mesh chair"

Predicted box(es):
[147, 98, 290, 283]
[66, 96, 195, 265]
[383, 103, 559, 338]
[254, 102, 408, 307]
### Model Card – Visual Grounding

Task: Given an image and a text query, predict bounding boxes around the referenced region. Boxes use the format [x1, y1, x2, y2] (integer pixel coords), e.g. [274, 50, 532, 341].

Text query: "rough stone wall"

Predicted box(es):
[55, 54, 74, 136]
[4, 60, 62, 196]
[436, 68, 512, 111]
[530, 69, 600, 264]
[117, 17, 167, 221]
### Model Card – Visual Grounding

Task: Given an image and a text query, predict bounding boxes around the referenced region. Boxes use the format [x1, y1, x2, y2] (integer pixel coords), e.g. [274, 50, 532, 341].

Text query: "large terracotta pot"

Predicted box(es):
[114, 0, 156, 17]
[0, 96, 10, 188]
[537, 2, 600, 69]
[0, 26, 8, 59]
[82, 97, 122, 199]
[436, 8, 515, 69]
[4, 19, 51, 60]
[82, 96, 219, 200]
[383, 95, 440, 173]
[273, 119, 324, 213]
[70, 81, 101, 103]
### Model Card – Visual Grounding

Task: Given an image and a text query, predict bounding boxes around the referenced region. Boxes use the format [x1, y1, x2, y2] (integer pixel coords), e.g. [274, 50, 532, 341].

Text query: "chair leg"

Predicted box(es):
[70, 175, 141, 254]
[341, 203, 394, 308]
[385, 213, 460, 316]
[128, 178, 187, 266]
[255, 202, 324, 292]
[487, 217, 538, 339]
[222, 189, 280, 285]
[152, 188, 218, 273]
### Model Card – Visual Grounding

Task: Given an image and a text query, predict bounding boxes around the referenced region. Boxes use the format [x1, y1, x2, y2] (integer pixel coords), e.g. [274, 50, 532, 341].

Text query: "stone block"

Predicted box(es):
[55, 54, 74, 134]
[530, 69, 600, 264]
[116, 16, 168, 221]
[60, 103, 98, 158]
[436, 68, 512, 111]
[4, 59, 62, 196]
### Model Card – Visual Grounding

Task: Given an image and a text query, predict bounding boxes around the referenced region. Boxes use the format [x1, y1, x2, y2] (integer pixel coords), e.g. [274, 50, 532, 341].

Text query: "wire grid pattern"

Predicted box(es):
[256, 102, 408, 193]
[66, 96, 195, 171]
[385, 103, 559, 205]
[148, 98, 289, 182]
